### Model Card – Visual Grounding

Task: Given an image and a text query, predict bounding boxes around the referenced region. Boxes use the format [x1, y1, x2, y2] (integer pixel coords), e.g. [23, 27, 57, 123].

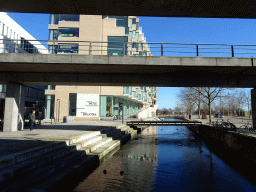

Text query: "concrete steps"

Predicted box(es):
[0, 125, 136, 191]
[89, 140, 120, 159]
[29, 155, 99, 192]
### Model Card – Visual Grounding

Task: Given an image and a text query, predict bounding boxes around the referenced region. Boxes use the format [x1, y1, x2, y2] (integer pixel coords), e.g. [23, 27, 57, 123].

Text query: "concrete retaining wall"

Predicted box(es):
[137, 107, 157, 119]
[188, 125, 256, 162]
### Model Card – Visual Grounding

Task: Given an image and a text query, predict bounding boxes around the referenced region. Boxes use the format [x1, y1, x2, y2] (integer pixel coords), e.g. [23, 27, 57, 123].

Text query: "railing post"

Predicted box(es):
[231, 45, 234, 57]
[52, 41, 55, 54]
[15, 40, 19, 53]
[89, 42, 92, 55]
[196, 45, 199, 56]
[127, 42, 130, 55]
[161, 43, 164, 56]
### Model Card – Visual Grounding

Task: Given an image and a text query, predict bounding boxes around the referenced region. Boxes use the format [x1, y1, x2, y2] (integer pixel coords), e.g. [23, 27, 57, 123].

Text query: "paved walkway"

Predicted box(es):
[189, 115, 252, 127]
[0, 120, 132, 159]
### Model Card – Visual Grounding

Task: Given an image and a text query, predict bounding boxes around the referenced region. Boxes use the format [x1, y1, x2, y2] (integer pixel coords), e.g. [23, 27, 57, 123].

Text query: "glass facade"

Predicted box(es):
[107, 36, 128, 55]
[99, 96, 142, 117]
[56, 44, 79, 54]
[123, 86, 132, 95]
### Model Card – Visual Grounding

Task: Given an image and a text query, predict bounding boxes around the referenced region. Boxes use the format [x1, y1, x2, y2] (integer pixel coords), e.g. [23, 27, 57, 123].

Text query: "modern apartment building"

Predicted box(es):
[45, 15, 157, 121]
[0, 12, 48, 119]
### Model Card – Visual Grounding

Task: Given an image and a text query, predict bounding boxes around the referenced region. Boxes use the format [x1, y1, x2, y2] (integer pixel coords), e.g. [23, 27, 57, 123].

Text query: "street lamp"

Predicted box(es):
[56, 99, 60, 123]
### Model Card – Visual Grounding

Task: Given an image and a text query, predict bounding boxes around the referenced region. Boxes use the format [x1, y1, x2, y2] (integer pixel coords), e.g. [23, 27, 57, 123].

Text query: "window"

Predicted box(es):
[136, 23, 139, 30]
[139, 51, 147, 56]
[132, 91, 136, 99]
[69, 93, 77, 116]
[49, 14, 59, 24]
[0, 84, 6, 93]
[57, 44, 79, 54]
[129, 31, 133, 42]
[59, 14, 79, 22]
[107, 36, 128, 56]
[133, 43, 139, 52]
[59, 28, 79, 37]
[132, 18, 136, 24]
[129, 19, 132, 28]
[49, 29, 58, 40]
[49, 14, 79, 24]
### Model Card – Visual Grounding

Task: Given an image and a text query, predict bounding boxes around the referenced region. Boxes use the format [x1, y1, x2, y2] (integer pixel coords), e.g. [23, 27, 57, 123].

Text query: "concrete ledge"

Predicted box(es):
[74, 117, 100, 121]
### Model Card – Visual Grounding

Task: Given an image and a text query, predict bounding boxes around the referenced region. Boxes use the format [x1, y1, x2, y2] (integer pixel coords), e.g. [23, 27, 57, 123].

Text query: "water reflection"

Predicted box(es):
[74, 122, 256, 192]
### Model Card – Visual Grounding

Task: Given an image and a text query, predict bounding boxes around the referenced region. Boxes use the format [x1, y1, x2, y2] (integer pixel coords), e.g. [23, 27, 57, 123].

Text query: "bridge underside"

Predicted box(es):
[0, 54, 256, 87]
[1, 71, 256, 88]
[1, 0, 256, 18]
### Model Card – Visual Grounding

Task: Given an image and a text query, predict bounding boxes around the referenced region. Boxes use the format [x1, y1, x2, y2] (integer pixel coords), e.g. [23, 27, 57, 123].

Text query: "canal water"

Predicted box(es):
[72, 119, 256, 192]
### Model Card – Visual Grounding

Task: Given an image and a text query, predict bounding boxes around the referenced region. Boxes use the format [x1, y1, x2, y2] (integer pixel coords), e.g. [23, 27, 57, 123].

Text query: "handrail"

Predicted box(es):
[2, 39, 256, 58]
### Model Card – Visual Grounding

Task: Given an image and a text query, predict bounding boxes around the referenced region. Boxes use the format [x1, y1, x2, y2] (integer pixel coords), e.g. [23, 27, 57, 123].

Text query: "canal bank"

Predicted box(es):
[71, 119, 256, 192]
[0, 122, 138, 192]
[188, 124, 256, 162]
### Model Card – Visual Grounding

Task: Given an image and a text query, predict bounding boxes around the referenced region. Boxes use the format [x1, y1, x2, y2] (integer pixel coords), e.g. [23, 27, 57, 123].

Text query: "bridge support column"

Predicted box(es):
[251, 89, 256, 129]
[3, 83, 25, 132]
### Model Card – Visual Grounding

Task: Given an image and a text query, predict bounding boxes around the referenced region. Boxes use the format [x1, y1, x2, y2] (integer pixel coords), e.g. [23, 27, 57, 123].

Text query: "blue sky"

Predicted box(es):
[6, 13, 255, 109]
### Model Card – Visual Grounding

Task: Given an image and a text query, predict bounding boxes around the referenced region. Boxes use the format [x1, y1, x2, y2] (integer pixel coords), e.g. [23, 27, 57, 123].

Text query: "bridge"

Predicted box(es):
[127, 121, 202, 126]
[1, 40, 256, 87]
[1, 0, 256, 19]
[2, 40, 256, 132]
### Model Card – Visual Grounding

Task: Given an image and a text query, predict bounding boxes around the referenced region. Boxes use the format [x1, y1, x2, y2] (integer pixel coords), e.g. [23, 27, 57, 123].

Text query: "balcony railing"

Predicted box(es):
[2, 39, 256, 58]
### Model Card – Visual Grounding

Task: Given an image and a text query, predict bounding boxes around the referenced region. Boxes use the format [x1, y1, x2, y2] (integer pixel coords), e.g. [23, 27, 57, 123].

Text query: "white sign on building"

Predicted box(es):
[76, 94, 99, 117]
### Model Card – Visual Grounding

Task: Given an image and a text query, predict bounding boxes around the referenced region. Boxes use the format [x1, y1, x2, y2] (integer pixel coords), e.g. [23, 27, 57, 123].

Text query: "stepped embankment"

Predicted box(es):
[0, 121, 137, 192]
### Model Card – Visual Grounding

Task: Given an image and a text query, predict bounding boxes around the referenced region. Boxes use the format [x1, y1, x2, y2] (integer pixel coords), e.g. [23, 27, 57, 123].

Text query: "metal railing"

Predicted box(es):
[2, 39, 256, 58]
[211, 120, 256, 134]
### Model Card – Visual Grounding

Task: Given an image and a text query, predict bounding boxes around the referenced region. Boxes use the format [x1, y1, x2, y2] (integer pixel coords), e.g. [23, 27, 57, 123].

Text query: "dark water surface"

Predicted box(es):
[73, 119, 256, 192]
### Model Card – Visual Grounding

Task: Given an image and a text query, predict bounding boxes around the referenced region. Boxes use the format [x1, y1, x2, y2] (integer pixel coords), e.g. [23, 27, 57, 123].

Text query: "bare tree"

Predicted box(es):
[191, 88, 203, 119]
[178, 88, 196, 119]
[193, 87, 223, 123]
[235, 89, 246, 116]
[244, 89, 251, 118]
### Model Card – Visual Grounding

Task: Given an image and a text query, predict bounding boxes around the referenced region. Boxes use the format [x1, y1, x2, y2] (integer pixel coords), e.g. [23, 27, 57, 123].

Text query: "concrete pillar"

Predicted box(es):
[3, 83, 25, 132]
[251, 89, 256, 129]
[18, 85, 25, 130]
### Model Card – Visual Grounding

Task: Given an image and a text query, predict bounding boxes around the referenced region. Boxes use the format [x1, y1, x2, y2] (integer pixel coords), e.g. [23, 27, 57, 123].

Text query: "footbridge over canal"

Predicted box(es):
[2, 40, 256, 132]
[127, 121, 202, 126]
[1, 41, 256, 87]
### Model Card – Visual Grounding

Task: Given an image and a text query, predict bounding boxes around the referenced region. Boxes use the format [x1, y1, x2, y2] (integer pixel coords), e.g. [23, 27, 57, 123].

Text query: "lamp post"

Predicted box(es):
[56, 99, 60, 123]
[119, 103, 123, 124]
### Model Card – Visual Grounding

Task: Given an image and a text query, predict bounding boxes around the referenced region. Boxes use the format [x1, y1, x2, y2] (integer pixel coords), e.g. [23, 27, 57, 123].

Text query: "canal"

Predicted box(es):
[69, 119, 256, 191]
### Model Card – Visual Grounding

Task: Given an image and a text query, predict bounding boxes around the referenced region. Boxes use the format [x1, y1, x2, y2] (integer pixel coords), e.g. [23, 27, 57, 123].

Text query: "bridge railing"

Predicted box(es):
[1, 39, 256, 58]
